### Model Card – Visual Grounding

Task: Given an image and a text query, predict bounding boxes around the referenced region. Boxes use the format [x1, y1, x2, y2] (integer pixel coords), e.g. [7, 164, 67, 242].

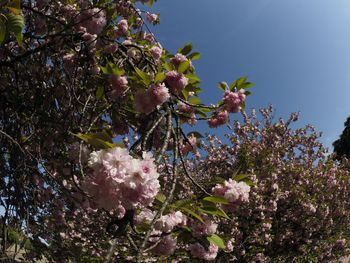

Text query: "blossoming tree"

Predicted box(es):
[0, 0, 251, 261]
[1, 1, 350, 262]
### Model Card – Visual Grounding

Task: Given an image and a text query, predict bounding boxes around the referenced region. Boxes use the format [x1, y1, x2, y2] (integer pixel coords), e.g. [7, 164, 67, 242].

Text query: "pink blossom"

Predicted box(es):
[82, 148, 160, 215]
[135, 83, 170, 114]
[223, 90, 245, 113]
[151, 235, 177, 256]
[104, 44, 118, 54]
[155, 211, 187, 233]
[150, 46, 163, 61]
[77, 8, 106, 35]
[115, 19, 129, 37]
[146, 12, 158, 23]
[165, 70, 188, 94]
[134, 208, 155, 225]
[189, 243, 218, 261]
[110, 75, 128, 98]
[212, 178, 250, 211]
[181, 135, 197, 155]
[170, 53, 188, 66]
[208, 110, 229, 128]
[150, 83, 170, 105]
[190, 215, 217, 237]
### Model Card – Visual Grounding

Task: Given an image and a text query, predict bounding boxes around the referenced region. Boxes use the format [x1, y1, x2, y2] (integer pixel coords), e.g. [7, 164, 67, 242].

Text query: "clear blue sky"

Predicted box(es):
[148, 0, 350, 150]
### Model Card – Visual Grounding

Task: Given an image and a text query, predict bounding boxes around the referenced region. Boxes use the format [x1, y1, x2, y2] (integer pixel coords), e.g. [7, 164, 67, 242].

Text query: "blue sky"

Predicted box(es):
[148, 0, 350, 150]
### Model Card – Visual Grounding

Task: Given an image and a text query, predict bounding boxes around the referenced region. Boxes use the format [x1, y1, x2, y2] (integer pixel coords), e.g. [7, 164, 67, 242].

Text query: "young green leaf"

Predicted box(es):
[181, 207, 204, 223]
[178, 60, 190, 73]
[189, 97, 201, 105]
[154, 72, 165, 83]
[218, 82, 229, 91]
[206, 234, 225, 249]
[199, 206, 230, 220]
[135, 67, 150, 85]
[188, 52, 201, 60]
[178, 42, 193, 55]
[73, 131, 121, 149]
[203, 196, 229, 205]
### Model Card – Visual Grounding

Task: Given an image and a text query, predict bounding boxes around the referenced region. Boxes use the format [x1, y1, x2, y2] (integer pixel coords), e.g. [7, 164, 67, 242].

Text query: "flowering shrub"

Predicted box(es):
[193, 106, 350, 262]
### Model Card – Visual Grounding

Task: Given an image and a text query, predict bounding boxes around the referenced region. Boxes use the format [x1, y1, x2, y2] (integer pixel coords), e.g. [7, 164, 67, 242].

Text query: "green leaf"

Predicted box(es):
[233, 174, 256, 187]
[96, 86, 104, 100]
[218, 81, 229, 91]
[240, 82, 255, 89]
[233, 174, 249, 182]
[181, 207, 204, 223]
[15, 31, 22, 47]
[171, 199, 193, 209]
[203, 196, 229, 205]
[189, 97, 201, 105]
[188, 52, 201, 60]
[206, 234, 225, 249]
[178, 60, 190, 73]
[178, 42, 193, 55]
[199, 206, 230, 220]
[185, 73, 201, 83]
[236, 77, 247, 87]
[6, 13, 23, 35]
[135, 67, 150, 85]
[73, 131, 122, 149]
[155, 72, 165, 83]
[164, 62, 173, 72]
[155, 193, 166, 203]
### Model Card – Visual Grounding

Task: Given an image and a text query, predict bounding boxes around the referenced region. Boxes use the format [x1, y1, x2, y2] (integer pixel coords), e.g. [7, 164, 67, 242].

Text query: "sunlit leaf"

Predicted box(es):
[178, 60, 190, 73]
[135, 67, 150, 85]
[203, 196, 229, 205]
[199, 206, 230, 220]
[178, 42, 193, 55]
[181, 207, 204, 223]
[188, 52, 201, 60]
[154, 72, 165, 83]
[207, 234, 225, 249]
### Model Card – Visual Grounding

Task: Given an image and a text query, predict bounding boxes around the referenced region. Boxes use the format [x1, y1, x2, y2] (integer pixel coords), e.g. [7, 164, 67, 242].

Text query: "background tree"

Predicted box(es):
[333, 116, 350, 160]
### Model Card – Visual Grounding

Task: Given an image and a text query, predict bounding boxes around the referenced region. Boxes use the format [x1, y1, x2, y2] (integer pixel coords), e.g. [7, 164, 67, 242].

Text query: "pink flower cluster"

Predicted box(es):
[154, 211, 187, 233]
[208, 110, 229, 128]
[150, 46, 163, 61]
[82, 148, 160, 216]
[223, 90, 246, 113]
[151, 235, 177, 256]
[110, 75, 128, 98]
[189, 243, 218, 261]
[181, 135, 197, 155]
[115, 19, 129, 37]
[170, 53, 188, 66]
[189, 215, 217, 237]
[212, 179, 250, 211]
[146, 12, 158, 24]
[77, 8, 106, 35]
[135, 83, 170, 114]
[165, 70, 188, 94]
